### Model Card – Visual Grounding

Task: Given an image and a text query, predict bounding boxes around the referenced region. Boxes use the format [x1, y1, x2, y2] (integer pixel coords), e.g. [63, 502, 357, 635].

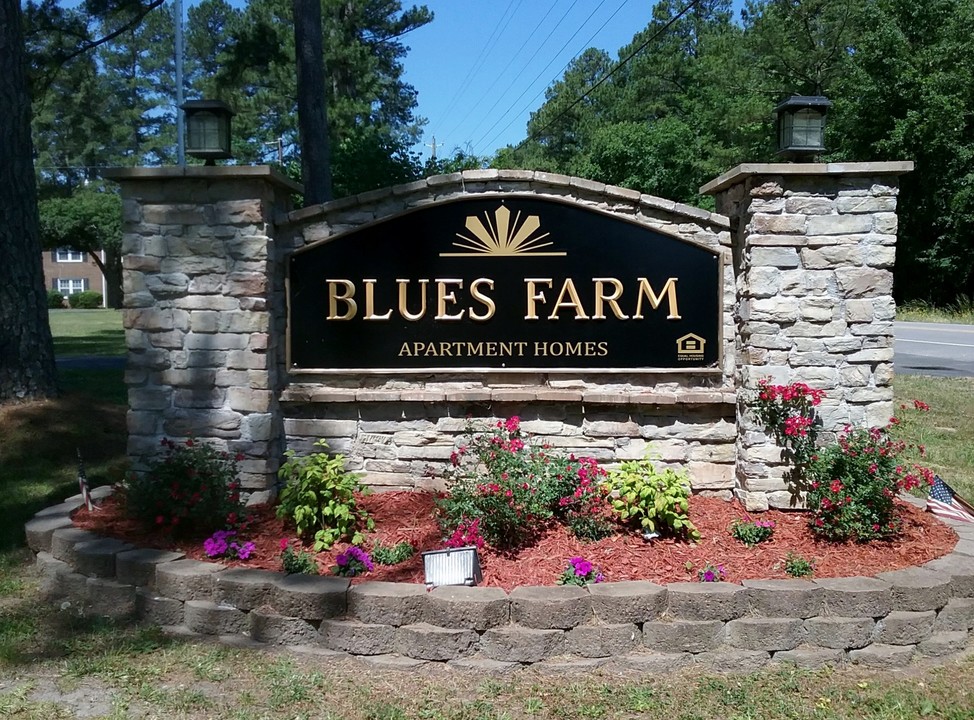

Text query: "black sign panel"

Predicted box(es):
[288, 197, 720, 371]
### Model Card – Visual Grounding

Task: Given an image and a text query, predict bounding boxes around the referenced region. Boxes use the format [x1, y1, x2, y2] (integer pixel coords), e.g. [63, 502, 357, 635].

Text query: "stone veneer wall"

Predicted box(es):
[280, 170, 737, 494]
[27, 491, 974, 672]
[701, 162, 913, 511]
[104, 167, 301, 495]
[107, 162, 911, 506]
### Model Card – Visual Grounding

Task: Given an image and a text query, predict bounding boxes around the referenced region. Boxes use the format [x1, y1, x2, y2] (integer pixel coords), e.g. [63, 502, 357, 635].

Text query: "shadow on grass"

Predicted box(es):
[0, 371, 128, 552]
[53, 328, 127, 357]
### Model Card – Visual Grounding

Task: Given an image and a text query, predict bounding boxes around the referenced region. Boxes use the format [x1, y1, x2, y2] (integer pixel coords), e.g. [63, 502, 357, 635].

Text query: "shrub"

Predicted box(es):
[748, 379, 825, 469]
[807, 421, 934, 542]
[729, 516, 776, 547]
[124, 438, 243, 538]
[443, 517, 485, 549]
[276, 440, 374, 551]
[67, 290, 103, 309]
[606, 456, 700, 541]
[371, 540, 414, 565]
[47, 289, 66, 308]
[783, 552, 815, 578]
[280, 539, 319, 575]
[439, 417, 610, 549]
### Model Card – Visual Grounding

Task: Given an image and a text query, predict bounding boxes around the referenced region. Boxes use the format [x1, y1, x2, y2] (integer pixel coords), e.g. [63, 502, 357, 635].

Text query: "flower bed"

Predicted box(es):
[71, 490, 956, 591]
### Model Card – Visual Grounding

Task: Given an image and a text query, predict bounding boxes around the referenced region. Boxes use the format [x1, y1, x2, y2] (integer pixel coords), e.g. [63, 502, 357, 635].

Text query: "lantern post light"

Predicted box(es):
[180, 100, 234, 165]
[774, 95, 832, 160]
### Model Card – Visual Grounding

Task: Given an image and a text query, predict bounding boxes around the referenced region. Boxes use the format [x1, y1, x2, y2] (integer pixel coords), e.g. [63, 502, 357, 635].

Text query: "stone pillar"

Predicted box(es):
[701, 162, 913, 511]
[104, 166, 300, 497]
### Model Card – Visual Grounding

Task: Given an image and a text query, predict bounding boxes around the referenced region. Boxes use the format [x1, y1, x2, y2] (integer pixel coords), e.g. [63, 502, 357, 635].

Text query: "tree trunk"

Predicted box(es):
[293, 0, 333, 205]
[0, 0, 59, 401]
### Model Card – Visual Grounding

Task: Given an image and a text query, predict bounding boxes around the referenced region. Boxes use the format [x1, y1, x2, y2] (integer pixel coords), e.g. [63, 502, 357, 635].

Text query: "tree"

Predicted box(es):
[293, 0, 333, 203]
[215, 0, 432, 197]
[1, 0, 164, 402]
[38, 187, 123, 308]
[1, 0, 57, 400]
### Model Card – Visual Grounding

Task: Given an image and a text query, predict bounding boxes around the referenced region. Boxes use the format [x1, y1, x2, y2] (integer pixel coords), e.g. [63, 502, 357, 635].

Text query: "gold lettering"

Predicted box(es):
[514, 341, 527, 356]
[398, 342, 412, 357]
[469, 278, 496, 321]
[633, 277, 682, 320]
[565, 341, 582, 355]
[548, 278, 589, 320]
[584, 341, 597, 356]
[534, 341, 546, 356]
[326, 279, 357, 320]
[412, 341, 425, 355]
[466, 342, 484, 356]
[439, 341, 454, 356]
[435, 279, 465, 321]
[397, 279, 429, 321]
[524, 278, 552, 320]
[363, 279, 392, 320]
[485, 342, 498, 356]
[593, 278, 629, 320]
[424, 343, 438, 357]
[598, 341, 608, 356]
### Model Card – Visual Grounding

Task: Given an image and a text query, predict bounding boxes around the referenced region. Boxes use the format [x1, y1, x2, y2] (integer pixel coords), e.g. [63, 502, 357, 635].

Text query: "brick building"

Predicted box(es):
[41, 248, 107, 306]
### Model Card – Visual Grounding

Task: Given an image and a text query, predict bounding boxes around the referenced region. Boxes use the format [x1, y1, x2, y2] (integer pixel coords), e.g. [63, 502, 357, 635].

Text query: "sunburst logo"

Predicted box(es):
[440, 204, 566, 257]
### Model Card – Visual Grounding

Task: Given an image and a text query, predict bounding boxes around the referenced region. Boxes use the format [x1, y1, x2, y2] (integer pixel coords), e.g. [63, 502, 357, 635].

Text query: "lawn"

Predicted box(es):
[2, 312, 974, 717]
[49, 308, 126, 356]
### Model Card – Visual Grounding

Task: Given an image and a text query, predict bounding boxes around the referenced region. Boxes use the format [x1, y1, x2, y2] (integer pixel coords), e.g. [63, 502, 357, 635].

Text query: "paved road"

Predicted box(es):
[895, 321, 974, 378]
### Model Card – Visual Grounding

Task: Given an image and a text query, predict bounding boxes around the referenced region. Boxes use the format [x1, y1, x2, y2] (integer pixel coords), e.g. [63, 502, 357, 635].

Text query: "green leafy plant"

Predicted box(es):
[783, 551, 815, 578]
[729, 516, 776, 547]
[606, 456, 699, 541]
[123, 438, 243, 538]
[279, 539, 319, 575]
[807, 411, 934, 542]
[566, 513, 615, 542]
[371, 540, 414, 565]
[276, 440, 374, 551]
[67, 290, 103, 309]
[438, 417, 610, 549]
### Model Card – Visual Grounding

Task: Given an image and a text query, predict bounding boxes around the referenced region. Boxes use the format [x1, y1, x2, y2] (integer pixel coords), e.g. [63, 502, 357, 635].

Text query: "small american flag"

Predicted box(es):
[927, 475, 974, 523]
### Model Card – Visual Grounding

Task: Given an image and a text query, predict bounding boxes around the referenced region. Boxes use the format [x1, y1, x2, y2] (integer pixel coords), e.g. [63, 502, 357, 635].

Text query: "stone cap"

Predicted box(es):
[283, 169, 731, 231]
[699, 161, 915, 196]
[102, 165, 303, 194]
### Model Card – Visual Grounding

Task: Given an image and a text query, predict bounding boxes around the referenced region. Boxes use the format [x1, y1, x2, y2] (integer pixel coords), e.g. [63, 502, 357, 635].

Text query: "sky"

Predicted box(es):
[401, 0, 658, 161]
[401, 0, 747, 161]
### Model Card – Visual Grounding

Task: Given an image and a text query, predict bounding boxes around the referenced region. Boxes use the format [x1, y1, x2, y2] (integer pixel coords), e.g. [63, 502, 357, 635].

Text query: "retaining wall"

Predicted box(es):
[27, 491, 974, 673]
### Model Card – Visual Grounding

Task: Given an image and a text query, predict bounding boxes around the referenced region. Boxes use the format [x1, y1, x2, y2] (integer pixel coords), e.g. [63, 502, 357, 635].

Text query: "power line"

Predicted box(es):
[440, 0, 574, 144]
[508, 0, 702, 155]
[468, 0, 618, 156]
[435, 0, 522, 135]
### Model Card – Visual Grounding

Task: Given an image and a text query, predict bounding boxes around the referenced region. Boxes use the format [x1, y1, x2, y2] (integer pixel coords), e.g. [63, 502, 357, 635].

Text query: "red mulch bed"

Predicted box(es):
[72, 491, 958, 592]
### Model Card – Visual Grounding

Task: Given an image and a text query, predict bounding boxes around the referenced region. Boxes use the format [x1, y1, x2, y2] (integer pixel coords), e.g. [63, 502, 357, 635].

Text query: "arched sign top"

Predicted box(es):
[288, 196, 721, 373]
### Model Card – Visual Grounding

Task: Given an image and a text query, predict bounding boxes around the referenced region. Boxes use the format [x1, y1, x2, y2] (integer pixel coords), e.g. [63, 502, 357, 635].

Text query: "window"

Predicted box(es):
[55, 278, 88, 295]
[54, 248, 85, 263]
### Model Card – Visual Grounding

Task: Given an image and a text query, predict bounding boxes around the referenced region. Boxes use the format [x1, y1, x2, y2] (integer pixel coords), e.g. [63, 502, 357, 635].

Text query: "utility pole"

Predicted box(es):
[425, 135, 441, 160]
[175, 0, 185, 165]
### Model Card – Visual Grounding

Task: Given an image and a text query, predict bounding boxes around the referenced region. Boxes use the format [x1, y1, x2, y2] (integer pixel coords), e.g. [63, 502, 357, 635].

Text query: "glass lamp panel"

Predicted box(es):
[791, 109, 824, 148]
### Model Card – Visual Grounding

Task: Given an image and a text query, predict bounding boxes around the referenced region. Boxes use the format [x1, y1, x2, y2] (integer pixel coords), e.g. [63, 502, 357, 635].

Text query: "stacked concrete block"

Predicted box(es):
[26, 491, 974, 670]
[702, 162, 913, 510]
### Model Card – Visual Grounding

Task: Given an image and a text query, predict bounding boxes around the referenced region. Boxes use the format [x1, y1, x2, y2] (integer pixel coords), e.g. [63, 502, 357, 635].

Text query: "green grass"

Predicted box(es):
[49, 308, 125, 356]
[896, 296, 974, 324]
[894, 376, 974, 500]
